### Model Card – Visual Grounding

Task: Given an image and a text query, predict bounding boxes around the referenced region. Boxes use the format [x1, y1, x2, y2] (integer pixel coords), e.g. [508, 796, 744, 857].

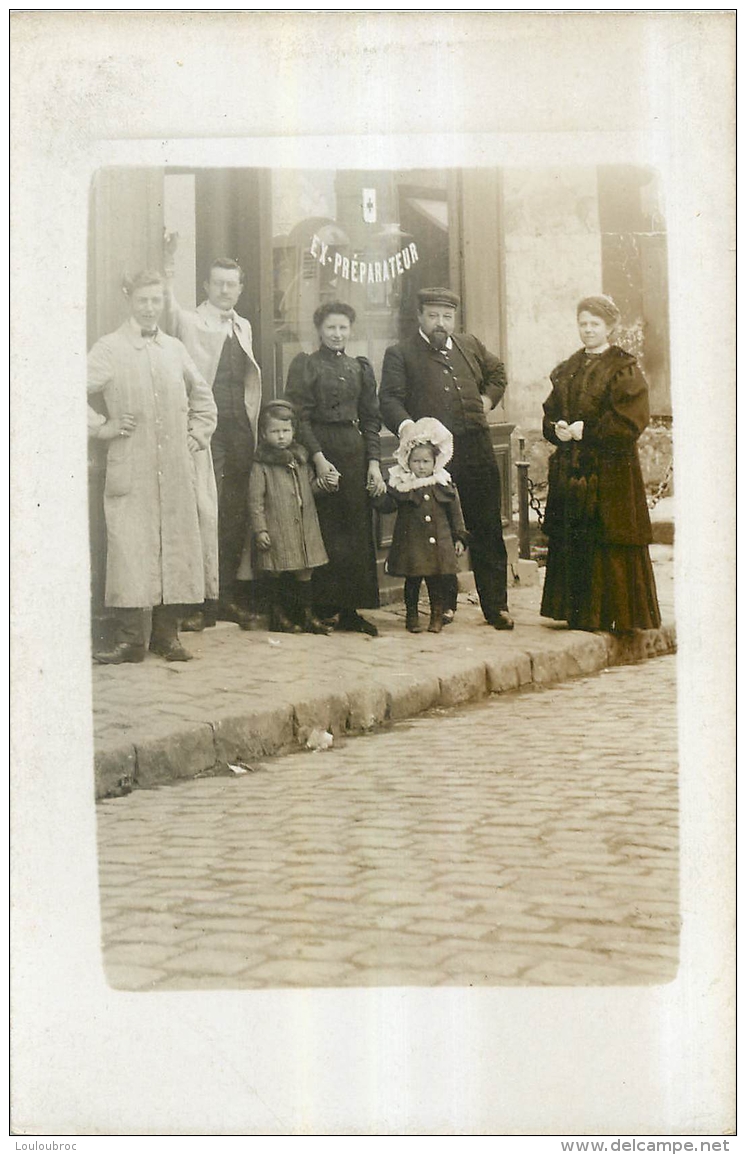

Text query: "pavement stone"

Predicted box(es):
[91, 549, 675, 797]
[97, 654, 679, 989]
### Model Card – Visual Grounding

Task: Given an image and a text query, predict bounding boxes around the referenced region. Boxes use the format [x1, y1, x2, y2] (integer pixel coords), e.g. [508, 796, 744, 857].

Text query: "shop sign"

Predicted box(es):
[309, 233, 420, 284]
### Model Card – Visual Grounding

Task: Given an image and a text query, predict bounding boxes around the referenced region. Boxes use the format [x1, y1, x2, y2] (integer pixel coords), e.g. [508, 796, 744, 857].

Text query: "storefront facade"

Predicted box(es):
[88, 164, 670, 622]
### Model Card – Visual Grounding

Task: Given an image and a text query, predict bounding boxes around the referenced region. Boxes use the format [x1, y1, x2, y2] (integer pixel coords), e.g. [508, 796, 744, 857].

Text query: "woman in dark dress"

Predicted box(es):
[540, 295, 661, 634]
[284, 302, 386, 635]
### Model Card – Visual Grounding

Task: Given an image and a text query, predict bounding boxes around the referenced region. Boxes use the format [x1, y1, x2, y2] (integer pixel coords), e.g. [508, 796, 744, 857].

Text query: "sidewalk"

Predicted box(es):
[93, 545, 676, 799]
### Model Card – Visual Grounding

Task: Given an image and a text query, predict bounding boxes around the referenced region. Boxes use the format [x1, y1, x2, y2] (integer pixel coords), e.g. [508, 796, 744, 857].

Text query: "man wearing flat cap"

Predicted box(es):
[380, 288, 513, 630]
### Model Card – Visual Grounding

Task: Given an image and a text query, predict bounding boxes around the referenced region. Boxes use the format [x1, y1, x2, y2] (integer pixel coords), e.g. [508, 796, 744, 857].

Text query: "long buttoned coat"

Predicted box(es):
[87, 320, 217, 608]
[246, 443, 328, 574]
[377, 482, 468, 577]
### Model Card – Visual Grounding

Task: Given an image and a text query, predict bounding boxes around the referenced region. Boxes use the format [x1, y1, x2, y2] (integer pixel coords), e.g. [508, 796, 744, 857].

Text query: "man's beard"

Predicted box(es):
[429, 329, 448, 350]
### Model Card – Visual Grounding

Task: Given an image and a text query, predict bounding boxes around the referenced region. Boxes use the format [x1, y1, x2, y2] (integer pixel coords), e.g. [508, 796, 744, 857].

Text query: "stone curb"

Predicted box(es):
[94, 624, 676, 800]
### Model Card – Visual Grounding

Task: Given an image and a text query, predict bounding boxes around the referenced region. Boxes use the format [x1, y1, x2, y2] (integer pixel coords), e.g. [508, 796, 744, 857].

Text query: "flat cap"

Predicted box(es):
[417, 286, 460, 310]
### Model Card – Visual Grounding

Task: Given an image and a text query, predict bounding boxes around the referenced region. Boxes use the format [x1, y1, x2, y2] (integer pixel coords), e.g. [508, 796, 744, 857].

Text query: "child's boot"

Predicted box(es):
[427, 604, 444, 633]
[269, 578, 301, 633]
[404, 577, 422, 633]
[427, 580, 445, 634]
[297, 581, 332, 635]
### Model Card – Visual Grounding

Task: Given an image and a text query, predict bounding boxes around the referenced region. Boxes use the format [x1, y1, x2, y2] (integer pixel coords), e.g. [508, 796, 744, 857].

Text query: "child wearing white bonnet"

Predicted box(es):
[376, 417, 468, 633]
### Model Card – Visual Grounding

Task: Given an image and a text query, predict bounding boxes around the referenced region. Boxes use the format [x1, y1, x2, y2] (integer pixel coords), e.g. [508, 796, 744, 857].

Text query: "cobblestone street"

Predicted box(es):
[97, 654, 679, 990]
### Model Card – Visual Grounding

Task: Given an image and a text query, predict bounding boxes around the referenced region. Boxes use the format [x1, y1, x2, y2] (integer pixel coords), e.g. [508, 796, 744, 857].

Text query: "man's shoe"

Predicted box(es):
[491, 610, 515, 631]
[442, 609, 455, 627]
[405, 611, 422, 634]
[336, 611, 378, 637]
[149, 638, 193, 662]
[216, 602, 254, 630]
[181, 611, 207, 632]
[93, 642, 145, 665]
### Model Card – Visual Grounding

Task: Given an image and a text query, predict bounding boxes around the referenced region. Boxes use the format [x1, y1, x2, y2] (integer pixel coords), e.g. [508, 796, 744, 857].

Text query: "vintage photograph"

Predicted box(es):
[12, 10, 733, 1137]
[89, 162, 678, 991]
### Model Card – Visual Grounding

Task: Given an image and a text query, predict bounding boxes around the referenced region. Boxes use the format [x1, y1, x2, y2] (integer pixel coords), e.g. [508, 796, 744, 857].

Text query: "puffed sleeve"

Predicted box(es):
[182, 345, 217, 448]
[542, 371, 564, 446]
[284, 353, 323, 459]
[356, 356, 382, 462]
[542, 410, 563, 447]
[585, 361, 650, 449]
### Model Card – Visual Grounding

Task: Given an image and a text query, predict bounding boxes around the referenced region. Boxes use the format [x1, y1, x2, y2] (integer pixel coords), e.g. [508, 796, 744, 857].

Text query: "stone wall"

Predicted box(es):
[501, 165, 672, 440]
[502, 167, 603, 434]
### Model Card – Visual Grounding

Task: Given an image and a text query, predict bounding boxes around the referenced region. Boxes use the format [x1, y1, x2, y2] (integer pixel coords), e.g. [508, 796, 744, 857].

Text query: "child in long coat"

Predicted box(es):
[377, 418, 468, 633]
[246, 401, 331, 634]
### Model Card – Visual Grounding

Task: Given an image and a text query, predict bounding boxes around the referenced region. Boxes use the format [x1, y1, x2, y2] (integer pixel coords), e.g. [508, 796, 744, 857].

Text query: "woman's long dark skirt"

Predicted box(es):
[310, 422, 380, 610]
[541, 532, 661, 632]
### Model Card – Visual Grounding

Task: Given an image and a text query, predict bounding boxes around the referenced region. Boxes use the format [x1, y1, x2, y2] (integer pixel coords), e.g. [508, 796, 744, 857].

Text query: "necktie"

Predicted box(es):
[141, 328, 157, 338]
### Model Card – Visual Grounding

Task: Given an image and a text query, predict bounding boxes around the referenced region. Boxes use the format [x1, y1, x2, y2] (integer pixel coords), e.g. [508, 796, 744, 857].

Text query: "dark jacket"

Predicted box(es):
[248, 442, 329, 572]
[379, 333, 507, 436]
[542, 346, 653, 545]
[376, 482, 468, 577]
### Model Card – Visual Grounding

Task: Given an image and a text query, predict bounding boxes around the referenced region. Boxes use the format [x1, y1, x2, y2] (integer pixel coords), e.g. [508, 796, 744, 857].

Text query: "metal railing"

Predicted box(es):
[515, 437, 545, 561]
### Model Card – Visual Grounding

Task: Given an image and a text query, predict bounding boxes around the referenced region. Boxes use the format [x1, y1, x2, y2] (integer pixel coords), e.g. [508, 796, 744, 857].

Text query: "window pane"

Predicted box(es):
[271, 168, 451, 389]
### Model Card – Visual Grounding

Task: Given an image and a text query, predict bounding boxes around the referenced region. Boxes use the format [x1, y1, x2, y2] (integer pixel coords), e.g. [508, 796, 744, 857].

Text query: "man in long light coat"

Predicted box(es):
[162, 241, 263, 631]
[88, 271, 218, 663]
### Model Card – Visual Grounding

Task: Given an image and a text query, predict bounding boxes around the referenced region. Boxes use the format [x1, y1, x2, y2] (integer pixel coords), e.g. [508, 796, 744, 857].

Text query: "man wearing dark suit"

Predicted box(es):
[380, 287, 514, 630]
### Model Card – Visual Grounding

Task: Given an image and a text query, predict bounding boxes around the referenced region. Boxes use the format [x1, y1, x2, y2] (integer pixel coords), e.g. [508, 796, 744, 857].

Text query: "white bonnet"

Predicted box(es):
[394, 417, 454, 474]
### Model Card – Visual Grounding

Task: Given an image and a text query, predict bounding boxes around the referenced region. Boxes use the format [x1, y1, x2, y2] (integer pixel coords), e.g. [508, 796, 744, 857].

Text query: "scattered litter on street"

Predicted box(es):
[306, 728, 334, 751]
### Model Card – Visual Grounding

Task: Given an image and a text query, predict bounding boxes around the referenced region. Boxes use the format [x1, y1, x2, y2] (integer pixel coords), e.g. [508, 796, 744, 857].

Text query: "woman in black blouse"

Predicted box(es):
[284, 302, 386, 635]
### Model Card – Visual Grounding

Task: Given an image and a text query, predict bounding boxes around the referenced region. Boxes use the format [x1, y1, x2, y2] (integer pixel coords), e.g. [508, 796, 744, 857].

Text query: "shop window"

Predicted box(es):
[271, 169, 452, 391]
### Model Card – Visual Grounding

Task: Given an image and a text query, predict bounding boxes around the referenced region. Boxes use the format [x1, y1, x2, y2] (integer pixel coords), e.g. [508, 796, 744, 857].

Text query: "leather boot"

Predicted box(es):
[269, 603, 302, 633]
[94, 608, 145, 663]
[404, 577, 422, 634]
[405, 609, 422, 633]
[297, 582, 333, 635]
[150, 605, 193, 660]
[93, 642, 145, 664]
[181, 601, 218, 632]
[149, 637, 193, 661]
[216, 601, 254, 630]
[181, 610, 206, 632]
[427, 603, 445, 633]
[268, 578, 302, 633]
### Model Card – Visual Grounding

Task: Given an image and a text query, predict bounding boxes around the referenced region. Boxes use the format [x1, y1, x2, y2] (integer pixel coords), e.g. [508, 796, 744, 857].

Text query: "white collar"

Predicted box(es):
[129, 316, 160, 343]
[419, 328, 453, 352]
[584, 342, 610, 356]
[203, 300, 238, 325]
[387, 465, 452, 492]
